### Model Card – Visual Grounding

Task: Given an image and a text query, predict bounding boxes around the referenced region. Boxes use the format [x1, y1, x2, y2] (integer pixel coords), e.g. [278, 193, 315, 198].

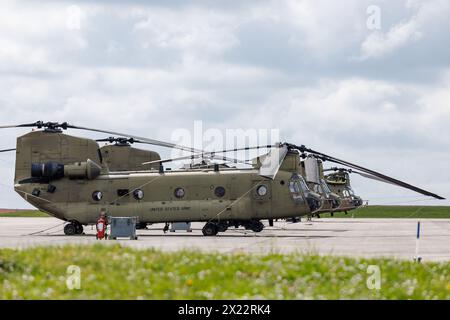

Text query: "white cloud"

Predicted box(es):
[359, 18, 422, 60]
[359, 0, 450, 60]
[284, 0, 367, 57]
[0, 0, 449, 208]
[133, 8, 240, 57]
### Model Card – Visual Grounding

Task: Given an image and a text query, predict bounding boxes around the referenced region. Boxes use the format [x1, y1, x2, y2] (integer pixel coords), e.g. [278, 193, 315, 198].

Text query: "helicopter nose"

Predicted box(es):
[352, 197, 363, 207]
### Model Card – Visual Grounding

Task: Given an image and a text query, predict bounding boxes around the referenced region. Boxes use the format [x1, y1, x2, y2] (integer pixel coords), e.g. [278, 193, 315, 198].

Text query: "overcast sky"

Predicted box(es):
[0, 0, 449, 208]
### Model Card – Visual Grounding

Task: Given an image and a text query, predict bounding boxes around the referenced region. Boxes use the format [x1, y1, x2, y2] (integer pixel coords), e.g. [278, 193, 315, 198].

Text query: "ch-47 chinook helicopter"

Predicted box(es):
[300, 155, 341, 217]
[324, 167, 365, 213]
[0, 121, 445, 236]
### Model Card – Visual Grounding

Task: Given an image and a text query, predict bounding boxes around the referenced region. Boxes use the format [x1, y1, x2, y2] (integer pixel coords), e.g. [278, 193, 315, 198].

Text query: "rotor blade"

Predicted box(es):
[0, 123, 40, 129]
[293, 144, 445, 200]
[143, 153, 210, 165]
[0, 148, 16, 153]
[323, 167, 340, 172]
[203, 144, 278, 155]
[66, 124, 247, 164]
[324, 167, 395, 185]
[143, 152, 251, 166]
[67, 124, 190, 151]
[351, 170, 397, 186]
[259, 145, 288, 180]
[142, 144, 275, 165]
[0, 121, 248, 165]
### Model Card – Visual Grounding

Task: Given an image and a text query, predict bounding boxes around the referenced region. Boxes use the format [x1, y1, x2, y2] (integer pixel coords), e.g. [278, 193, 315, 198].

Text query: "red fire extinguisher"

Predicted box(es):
[96, 215, 108, 240]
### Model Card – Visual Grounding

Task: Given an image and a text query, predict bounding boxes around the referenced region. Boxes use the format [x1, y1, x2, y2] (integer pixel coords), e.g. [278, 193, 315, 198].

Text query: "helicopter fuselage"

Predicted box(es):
[15, 168, 314, 225]
[2, 122, 442, 236]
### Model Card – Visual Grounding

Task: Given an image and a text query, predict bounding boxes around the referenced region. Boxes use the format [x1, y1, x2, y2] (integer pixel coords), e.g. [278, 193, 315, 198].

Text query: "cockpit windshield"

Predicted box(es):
[320, 179, 332, 194]
[289, 174, 310, 193]
[313, 184, 322, 194]
[289, 181, 300, 193]
[289, 174, 307, 204]
[342, 186, 355, 198]
[298, 176, 310, 192]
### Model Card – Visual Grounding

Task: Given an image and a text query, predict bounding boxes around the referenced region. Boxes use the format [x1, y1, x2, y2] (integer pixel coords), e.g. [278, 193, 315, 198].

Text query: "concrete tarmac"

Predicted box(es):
[0, 217, 449, 261]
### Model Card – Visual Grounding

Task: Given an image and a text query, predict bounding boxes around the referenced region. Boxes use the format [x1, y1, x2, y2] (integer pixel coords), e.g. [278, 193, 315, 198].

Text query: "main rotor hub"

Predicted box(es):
[98, 137, 137, 146]
[34, 121, 69, 133]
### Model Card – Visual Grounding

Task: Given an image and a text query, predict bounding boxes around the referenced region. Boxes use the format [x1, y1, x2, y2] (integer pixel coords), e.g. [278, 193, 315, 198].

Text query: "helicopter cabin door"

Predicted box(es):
[251, 180, 272, 218]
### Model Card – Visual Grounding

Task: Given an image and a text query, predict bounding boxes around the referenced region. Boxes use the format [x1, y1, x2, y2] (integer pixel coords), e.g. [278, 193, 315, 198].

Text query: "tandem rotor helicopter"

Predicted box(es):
[0, 121, 445, 236]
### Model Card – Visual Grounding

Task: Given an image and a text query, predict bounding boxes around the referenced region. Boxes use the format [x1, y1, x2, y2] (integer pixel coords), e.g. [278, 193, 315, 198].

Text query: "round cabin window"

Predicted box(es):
[133, 189, 144, 200]
[92, 191, 103, 201]
[214, 186, 226, 198]
[257, 185, 268, 197]
[174, 187, 185, 199]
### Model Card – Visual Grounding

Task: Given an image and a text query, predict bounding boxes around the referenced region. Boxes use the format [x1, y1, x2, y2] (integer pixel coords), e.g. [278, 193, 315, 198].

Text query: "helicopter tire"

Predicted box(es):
[202, 222, 218, 236]
[64, 223, 77, 236]
[248, 220, 264, 233]
[217, 221, 228, 232]
[136, 222, 147, 230]
[74, 223, 84, 235]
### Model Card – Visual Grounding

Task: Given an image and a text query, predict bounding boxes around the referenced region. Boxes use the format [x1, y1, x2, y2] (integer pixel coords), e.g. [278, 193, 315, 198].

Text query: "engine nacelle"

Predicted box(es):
[31, 159, 101, 180]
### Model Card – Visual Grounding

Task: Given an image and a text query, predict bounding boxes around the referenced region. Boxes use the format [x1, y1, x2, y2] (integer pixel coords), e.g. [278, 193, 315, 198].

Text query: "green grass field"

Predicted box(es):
[0, 245, 449, 299]
[1, 206, 449, 219]
[0, 210, 50, 217]
[322, 206, 450, 219]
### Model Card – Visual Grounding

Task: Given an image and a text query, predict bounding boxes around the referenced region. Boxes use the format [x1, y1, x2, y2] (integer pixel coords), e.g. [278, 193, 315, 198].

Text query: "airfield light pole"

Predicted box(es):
[414, 221, 422, 263]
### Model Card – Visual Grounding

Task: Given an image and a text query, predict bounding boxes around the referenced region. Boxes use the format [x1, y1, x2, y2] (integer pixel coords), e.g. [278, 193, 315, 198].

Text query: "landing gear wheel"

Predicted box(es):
[248, 220, 264, 233]
[64, 223, 76, 236]
[202, 222, 218, 236]
[217, 221, 228, 232]
[74, 223, 83, 235]
[136, 222, 147, 230]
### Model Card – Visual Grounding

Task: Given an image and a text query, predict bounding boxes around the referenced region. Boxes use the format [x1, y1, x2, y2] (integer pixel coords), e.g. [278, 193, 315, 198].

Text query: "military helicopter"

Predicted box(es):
[0, 121, 445, 236]
[300, 155, 342, 217]
[324, 167, 365, 213]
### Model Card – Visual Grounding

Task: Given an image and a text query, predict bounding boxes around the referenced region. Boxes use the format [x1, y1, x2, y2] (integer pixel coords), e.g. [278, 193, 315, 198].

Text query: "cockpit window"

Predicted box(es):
[289, 181, 300, 193]
[289, 174, 309, 193]
[320, 179, 331, 194]
[313, 184, 323, 194]
[289, 174, 306, 204]
[289, 174, 310, 194]
[298, 176, 310, 192]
